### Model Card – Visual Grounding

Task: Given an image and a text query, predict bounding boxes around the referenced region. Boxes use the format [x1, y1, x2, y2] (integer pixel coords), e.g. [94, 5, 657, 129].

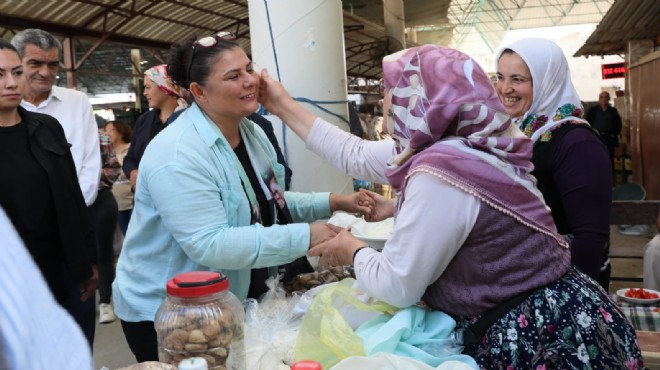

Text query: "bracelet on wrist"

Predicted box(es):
[352, 246, 369, 264]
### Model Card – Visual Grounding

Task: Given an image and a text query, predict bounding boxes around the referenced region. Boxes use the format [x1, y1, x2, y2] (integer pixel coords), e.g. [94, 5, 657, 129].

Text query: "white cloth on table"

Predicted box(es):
[306, 118, 480, 308]
[21, 86, 102, 206]
[0, 208, 92, 370]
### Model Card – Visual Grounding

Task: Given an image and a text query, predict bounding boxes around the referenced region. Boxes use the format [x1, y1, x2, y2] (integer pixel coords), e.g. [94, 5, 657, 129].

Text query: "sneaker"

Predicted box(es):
[99, 303, 117, 324]
[618, 224, 650, 236]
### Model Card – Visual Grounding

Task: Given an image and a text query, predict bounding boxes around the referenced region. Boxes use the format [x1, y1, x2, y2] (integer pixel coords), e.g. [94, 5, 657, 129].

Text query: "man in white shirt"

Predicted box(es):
[643, 210, 660, 290]
[0, 207, 93, 370]
[11, 28, 101, 347]
[12, 28, 101, 206]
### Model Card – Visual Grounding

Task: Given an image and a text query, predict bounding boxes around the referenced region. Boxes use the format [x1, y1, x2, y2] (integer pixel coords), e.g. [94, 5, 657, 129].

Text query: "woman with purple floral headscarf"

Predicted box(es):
[259, 45, 642, 369]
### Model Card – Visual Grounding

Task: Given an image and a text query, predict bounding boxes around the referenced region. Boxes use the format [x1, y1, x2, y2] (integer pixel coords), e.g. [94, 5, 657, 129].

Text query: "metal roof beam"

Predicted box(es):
[76, 0, 126, 30]
[0, 14, 171, 49]
[486, 0, 514, 29]
[164, 0, 247, 22]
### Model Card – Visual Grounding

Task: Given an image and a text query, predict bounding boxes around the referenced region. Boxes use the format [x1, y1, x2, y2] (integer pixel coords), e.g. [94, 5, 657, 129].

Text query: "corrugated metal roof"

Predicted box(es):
[0, 0, 251, 50]
[574, 0, 660, 57]
[0, 0, 437, 95]
[0, 0, 622, 94]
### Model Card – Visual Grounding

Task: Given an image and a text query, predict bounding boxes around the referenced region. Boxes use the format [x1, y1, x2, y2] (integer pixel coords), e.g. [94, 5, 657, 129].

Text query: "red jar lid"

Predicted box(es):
[291, 361, 322, 370]
[166, 271, 229, 298]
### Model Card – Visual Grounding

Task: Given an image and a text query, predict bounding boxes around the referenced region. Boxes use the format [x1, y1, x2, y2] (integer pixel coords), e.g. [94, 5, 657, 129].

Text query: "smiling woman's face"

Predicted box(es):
[496, 52, 533, 120]
[197, 47, 259, 122]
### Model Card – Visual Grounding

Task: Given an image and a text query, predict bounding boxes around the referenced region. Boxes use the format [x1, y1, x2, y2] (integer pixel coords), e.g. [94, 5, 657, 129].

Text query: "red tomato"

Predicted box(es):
[625, 288, 659, 299]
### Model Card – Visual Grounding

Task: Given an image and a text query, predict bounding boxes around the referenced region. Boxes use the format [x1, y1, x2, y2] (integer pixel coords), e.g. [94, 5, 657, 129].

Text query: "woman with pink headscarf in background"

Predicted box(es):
[123, 64, 189, 191]
[259, 45, 643, 368]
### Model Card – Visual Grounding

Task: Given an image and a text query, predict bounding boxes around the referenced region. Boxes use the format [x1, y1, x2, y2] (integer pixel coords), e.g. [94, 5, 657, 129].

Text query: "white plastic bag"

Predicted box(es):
[331, 353, 476, 370]
[245, 275, 311, 369]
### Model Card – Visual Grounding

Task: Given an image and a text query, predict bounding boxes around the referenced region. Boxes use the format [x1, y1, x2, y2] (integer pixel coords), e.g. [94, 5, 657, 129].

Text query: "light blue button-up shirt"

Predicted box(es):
[113, 104, 331, 322]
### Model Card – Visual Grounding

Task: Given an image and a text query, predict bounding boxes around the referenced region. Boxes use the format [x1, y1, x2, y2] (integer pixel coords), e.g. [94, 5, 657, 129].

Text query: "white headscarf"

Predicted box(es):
[495, 38, 587, 142]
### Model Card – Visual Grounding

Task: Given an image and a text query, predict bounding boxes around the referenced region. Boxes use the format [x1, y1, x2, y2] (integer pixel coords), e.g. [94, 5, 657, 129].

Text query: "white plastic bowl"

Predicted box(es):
[616, 288, 660, 304]
[326, 213, 392, 251]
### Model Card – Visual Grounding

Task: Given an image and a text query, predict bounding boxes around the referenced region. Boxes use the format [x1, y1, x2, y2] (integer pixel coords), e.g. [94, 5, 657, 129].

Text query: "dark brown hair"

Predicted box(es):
[167, 36, 241, 89]
[104, 121, 132, 143]
[0, 39, 19, 54]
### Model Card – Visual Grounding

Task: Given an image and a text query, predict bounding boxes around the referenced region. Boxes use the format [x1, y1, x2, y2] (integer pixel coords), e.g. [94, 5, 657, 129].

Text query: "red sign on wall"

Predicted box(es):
[602, 62, 626, 79]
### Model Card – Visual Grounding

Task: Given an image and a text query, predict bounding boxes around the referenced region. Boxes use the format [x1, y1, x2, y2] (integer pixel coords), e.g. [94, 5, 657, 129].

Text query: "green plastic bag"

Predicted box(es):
[294, 279, 398, 369]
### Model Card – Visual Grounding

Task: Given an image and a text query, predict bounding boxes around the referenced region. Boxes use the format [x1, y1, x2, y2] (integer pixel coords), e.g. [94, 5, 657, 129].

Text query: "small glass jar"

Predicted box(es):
[155, 271, 245, 370]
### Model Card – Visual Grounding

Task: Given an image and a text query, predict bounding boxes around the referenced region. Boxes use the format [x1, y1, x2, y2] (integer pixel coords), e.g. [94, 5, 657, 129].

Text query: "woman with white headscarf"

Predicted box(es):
[495, 39, 613, 288]
[122, 64, 189, 191]
[259, 45, 642, 369]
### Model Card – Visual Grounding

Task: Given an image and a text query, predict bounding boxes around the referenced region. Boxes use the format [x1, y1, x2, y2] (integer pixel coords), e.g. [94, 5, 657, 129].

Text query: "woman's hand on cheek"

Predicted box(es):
[258, 69, 290, 115]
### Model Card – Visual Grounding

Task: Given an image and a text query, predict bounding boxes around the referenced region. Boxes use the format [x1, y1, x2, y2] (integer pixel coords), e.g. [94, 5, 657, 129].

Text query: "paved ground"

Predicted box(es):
[93, 315, 134, 370]
[92, 226, 656, 369]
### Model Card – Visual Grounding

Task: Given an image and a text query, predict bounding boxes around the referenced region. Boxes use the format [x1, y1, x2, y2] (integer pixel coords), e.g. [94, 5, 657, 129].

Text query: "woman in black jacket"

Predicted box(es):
[0, 40, 97, 346]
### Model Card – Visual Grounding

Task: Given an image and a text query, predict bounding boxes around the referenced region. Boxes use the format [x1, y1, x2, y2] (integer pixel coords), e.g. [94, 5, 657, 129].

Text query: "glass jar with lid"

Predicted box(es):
[155, 271, 245, 369]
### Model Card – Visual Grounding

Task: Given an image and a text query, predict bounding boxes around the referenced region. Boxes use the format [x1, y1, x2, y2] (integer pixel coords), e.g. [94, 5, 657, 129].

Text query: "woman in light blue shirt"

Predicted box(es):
[112, 32, 372, 362]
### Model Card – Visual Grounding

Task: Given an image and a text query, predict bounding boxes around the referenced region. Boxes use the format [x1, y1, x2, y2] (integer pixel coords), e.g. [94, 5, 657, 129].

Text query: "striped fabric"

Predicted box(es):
[616, 299, 660, 332]
[0, 208, 92, 370]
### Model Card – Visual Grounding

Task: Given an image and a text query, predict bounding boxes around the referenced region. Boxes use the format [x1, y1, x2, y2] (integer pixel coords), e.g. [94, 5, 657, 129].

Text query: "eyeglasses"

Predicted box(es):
[186, 31, 237, 85]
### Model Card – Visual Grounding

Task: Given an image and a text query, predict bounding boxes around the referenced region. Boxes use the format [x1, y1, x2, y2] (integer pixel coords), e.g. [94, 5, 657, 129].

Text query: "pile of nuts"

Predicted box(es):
[156, 302, 244, 370]
[282, 265, 354, 294]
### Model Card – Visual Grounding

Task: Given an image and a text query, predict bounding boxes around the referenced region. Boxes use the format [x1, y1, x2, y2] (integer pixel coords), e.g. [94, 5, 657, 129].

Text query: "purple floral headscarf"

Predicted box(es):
[383, 45, 565, 243]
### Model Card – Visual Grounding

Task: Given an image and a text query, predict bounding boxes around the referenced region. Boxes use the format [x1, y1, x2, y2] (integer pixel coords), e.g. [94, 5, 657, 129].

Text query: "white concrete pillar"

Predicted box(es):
[130, 49, 142, 110]
[248, 0, 354, 194]
[383, 0, 406, 50]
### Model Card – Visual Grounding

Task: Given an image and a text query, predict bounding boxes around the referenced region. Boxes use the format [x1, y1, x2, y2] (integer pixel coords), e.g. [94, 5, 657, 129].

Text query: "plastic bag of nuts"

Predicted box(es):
[282, 265, 354, 295]
[155, 271, 245, 370]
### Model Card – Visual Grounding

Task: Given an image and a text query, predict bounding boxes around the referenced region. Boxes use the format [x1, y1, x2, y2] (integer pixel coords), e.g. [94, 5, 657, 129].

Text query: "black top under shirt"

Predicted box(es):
[148, 115, 168, 142]
[233, 140, 312, 298]
[233, 140, 273, 227]
[0, 122, 66, 302]
[233, 140, 273, 299]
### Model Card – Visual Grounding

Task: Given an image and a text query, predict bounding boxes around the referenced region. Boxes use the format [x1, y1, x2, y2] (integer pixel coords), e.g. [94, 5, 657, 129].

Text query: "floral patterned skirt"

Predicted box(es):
[456, 267, 644, 369]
